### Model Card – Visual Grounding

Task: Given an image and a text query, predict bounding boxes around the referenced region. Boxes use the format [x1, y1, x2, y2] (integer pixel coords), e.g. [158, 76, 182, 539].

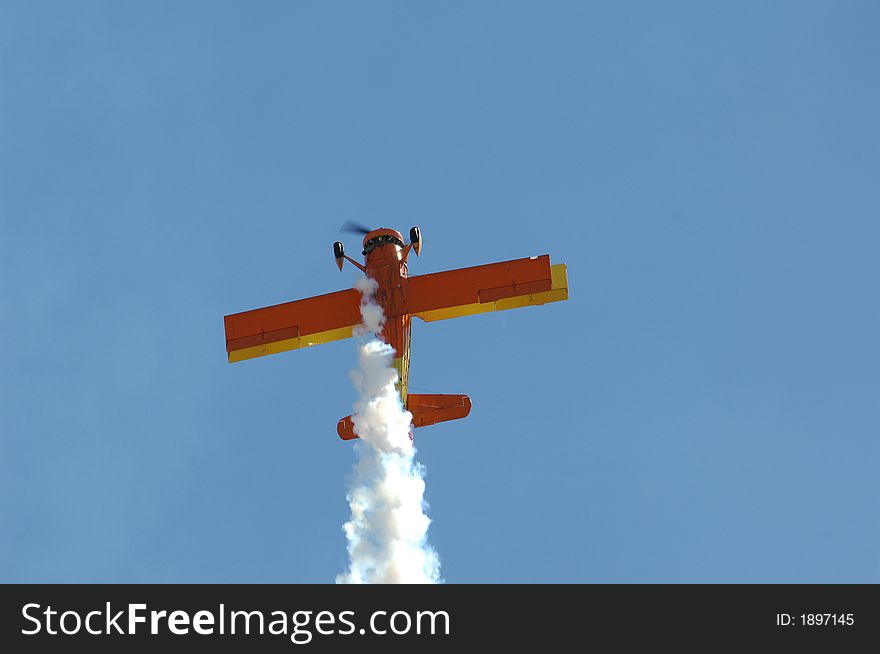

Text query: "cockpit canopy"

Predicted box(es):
[363, 233, 405, 255]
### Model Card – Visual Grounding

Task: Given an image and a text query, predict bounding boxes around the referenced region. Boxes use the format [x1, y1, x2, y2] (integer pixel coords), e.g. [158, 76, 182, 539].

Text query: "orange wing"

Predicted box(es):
[406, 255, 568, 322]
[224, 288, 361, 363]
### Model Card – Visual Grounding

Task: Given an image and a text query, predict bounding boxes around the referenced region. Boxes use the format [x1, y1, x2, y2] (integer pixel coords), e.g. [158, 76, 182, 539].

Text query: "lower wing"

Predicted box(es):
[407, 255, 568, 323]
[224, 288, 361, 363]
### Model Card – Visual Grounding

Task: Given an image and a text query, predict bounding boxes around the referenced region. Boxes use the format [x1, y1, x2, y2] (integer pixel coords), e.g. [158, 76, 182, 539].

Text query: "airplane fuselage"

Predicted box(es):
[361, 228, 412, 406]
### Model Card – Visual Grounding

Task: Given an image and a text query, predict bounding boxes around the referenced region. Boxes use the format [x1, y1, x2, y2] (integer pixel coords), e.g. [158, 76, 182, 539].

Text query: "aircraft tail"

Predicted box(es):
[337, 393, 472, 441]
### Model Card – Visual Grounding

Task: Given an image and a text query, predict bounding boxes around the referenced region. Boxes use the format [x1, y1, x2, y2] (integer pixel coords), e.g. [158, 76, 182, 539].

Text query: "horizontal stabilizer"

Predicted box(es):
[336, 393, 472, 441]
[407, 394, 472, 428]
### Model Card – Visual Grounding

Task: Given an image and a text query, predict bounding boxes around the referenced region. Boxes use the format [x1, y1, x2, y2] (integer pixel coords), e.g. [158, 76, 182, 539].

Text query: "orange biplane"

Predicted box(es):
[223, 225, 568, 441]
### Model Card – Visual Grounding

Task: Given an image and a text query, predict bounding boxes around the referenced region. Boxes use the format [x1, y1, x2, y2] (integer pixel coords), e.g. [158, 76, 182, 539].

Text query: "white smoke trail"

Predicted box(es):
[336, 276, 441, 584]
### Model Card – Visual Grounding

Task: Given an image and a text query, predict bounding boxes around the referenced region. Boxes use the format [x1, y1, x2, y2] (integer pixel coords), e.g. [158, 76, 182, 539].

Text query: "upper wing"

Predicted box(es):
[224, 288, 361, 363]
[406, 254, 568, 323]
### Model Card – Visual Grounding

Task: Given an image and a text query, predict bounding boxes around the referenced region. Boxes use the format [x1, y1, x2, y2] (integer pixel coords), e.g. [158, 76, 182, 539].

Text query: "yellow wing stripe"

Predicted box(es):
[228, 325, 355, 363]
[414, 263, 568, 323]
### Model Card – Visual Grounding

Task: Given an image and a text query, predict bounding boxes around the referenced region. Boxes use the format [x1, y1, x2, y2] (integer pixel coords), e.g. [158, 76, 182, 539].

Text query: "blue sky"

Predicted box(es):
[1, 1, 877, 582]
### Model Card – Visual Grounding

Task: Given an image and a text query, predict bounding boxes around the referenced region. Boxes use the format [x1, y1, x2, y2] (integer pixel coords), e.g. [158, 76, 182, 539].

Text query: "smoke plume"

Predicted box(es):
[336, 276, 441, 584]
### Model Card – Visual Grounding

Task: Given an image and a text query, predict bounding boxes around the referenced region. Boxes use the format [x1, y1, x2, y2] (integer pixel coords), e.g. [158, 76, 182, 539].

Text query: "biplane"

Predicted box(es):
[223, 224, 568, 441]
